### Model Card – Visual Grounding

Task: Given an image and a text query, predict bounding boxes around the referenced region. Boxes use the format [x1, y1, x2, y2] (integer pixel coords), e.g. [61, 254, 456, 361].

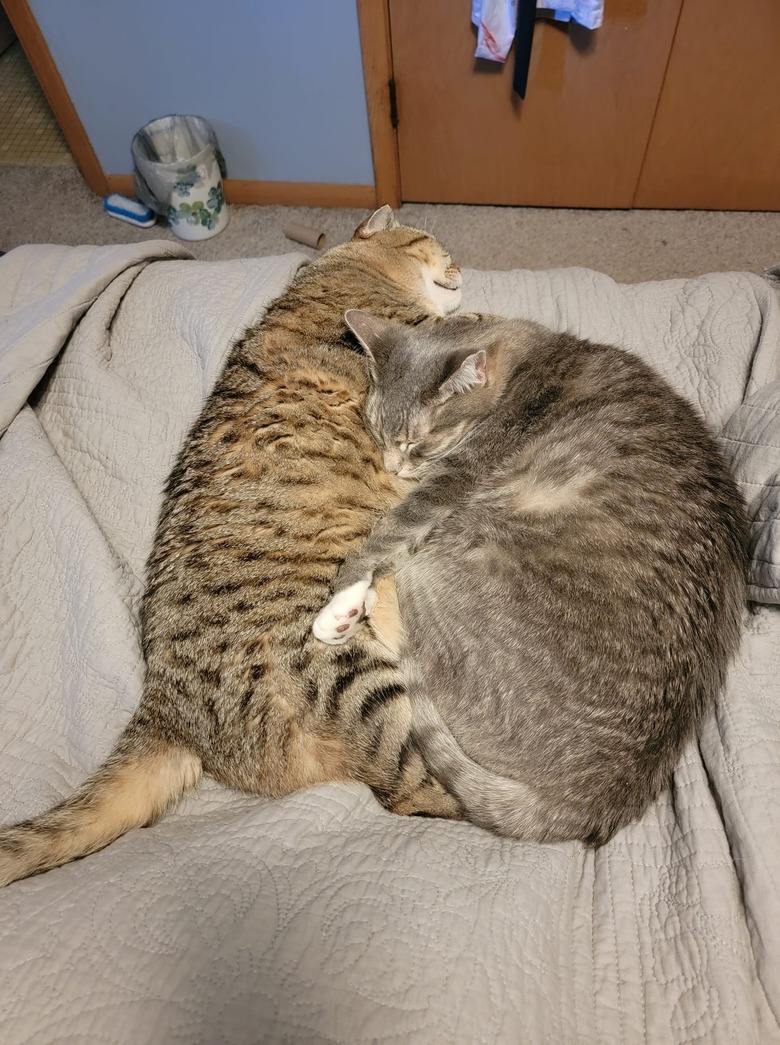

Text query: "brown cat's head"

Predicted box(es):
[344, 310, 488, 477]
[339, 205, 462, 317]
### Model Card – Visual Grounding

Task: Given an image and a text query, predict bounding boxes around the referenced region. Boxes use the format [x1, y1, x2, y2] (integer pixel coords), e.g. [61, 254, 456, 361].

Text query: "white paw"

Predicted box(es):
[312, 576, 377, 645]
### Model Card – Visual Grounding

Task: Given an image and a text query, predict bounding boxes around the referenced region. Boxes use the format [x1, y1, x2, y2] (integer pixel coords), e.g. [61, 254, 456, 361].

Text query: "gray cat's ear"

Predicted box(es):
[437, 350, 487, 402]
[354, 205, 396, 239]
[344, 309, 392, 371]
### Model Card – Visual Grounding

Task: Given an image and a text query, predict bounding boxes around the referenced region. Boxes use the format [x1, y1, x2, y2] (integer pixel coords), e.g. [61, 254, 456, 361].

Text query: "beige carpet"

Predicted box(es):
[1, 165, 778, 283]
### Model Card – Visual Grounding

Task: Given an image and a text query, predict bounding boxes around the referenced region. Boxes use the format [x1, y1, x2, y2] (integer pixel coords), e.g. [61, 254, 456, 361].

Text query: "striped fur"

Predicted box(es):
[0, 208, 463, 887]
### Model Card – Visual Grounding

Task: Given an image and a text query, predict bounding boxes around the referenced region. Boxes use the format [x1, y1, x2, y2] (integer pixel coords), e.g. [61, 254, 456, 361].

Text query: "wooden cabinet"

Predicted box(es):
[378, 0, 780, 210]
[635, 0, 780, 210]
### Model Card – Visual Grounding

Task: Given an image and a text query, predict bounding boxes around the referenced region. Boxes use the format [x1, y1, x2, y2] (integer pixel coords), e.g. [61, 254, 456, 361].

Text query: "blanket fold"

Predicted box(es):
[0, 242, 192, 436]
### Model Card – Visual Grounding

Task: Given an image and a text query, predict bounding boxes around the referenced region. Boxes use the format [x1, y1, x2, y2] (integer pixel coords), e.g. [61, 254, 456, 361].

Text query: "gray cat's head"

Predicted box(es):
[345, 311, 489, 478]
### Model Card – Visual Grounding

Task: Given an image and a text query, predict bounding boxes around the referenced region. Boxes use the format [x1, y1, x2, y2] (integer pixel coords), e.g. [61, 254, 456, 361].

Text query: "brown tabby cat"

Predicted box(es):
[314, 310, 749, 845]
[0, 207, 463, 887]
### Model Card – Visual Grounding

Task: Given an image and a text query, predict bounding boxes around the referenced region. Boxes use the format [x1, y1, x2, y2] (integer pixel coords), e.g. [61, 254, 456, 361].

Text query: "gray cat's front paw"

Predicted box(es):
[312, 575, 377, 645]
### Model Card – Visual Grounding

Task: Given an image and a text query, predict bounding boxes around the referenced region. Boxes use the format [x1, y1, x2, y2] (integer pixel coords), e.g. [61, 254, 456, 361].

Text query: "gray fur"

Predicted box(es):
[338, 312, 749, 845]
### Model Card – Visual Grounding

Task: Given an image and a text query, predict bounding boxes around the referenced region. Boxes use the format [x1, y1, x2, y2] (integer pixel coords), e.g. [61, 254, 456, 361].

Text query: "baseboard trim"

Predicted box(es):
[106, 175, 377, 209]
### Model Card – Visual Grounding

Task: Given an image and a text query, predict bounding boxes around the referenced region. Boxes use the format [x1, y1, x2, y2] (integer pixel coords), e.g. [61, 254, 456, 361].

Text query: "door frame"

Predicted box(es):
[3, 0, 383, 208]
[356, 0, 401, 208]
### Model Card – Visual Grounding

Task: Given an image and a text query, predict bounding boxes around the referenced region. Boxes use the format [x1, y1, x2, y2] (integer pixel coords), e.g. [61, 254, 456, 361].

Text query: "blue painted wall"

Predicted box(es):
[30, 0, 375, 184]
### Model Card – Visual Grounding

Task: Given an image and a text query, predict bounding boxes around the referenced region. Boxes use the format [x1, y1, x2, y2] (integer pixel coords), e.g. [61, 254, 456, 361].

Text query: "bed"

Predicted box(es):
[1, 240, 778, 1044]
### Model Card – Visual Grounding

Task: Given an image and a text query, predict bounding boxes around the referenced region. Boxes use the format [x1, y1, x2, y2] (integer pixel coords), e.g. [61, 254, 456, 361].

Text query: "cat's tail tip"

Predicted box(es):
[411, 698, 557, 843]
[0, 740, 202, 888]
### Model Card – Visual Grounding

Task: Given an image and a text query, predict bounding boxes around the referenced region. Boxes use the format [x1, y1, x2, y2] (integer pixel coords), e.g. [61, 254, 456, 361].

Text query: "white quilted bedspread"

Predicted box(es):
[1, 242, 779, 1045]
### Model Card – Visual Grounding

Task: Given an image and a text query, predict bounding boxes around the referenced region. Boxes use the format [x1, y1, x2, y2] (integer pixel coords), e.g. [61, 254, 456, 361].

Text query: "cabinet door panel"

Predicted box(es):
[390, 0, 681, 207]
[634, 0, 780, 210]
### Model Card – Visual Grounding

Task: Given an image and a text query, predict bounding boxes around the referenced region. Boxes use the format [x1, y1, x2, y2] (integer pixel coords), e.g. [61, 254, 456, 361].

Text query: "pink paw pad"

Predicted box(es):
[312, 576, 375, 645]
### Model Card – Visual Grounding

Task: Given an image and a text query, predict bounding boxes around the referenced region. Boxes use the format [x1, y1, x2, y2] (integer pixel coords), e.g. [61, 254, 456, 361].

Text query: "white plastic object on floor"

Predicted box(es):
[103, 194, 157, 228]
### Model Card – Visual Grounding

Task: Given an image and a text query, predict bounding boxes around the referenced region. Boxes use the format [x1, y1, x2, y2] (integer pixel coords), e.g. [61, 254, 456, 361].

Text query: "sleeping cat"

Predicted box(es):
[313, 310, 749, 845]
[0, 207, 464, 887]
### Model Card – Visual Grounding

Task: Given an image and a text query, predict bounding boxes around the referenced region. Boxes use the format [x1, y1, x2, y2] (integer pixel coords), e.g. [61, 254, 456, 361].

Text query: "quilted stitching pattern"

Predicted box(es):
[1, 247, 779, 1044]
[719, 381, 780, 603]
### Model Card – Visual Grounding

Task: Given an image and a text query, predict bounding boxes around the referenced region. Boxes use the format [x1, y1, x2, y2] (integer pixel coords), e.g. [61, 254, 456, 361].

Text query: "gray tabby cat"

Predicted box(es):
[314, 310, 749, 845]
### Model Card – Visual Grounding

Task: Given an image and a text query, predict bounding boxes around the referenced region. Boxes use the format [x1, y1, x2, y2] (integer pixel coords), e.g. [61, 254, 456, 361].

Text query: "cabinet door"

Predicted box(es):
[634, 0, 780, 210]
[390, 0, 681, 207]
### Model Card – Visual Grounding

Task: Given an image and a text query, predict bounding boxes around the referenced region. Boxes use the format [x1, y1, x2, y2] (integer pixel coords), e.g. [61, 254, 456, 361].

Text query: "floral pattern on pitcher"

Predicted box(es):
[172, 165, 200, 198]
[168, 161, 227, 235]
[169, 201, 218, 230]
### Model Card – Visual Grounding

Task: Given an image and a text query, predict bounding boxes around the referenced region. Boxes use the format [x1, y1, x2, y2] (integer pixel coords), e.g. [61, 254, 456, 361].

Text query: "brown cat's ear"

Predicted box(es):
[353, 205, 395, 239]
[437, 350, 487, 403]
[344, 310, 392, 371]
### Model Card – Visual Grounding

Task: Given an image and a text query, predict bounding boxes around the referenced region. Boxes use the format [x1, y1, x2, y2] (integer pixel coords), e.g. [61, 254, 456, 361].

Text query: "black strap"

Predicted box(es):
[512, 0, 537, 99]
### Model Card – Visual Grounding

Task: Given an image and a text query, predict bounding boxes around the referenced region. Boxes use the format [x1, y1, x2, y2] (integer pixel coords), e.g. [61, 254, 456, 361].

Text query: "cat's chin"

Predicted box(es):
[424, 270, 462, 315]
[434, 284, 463, 315]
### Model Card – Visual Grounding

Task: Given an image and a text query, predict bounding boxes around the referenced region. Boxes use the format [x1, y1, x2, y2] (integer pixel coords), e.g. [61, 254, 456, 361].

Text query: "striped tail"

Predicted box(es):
[0, 738, 201, 887]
